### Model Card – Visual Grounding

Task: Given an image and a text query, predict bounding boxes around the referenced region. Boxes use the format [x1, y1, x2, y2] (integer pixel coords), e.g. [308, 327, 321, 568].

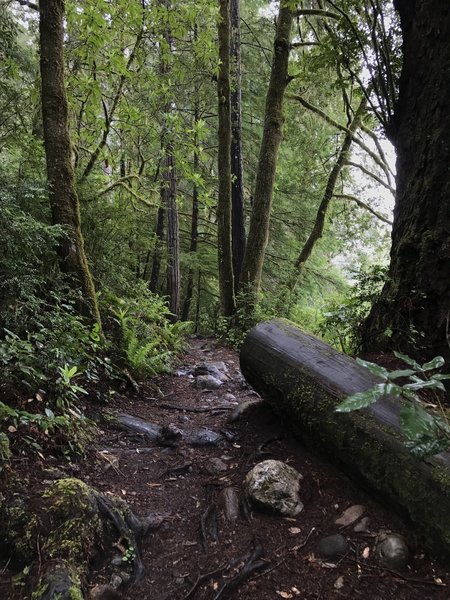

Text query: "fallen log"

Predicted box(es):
[240, 318, 450, 560]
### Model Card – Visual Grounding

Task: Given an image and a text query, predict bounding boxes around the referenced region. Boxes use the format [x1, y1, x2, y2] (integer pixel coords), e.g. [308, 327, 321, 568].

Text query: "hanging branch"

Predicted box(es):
[288, 93, 392, 181]
[293, 96, 368, 273]
[345, 160, 395, 194]
[333, 194, 392, 225]
[80, 28, 144, 181]
[295, 9, 340, 21]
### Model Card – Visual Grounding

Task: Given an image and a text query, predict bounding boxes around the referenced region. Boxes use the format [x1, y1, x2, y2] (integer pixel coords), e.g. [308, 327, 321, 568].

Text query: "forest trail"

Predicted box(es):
[44, 340, 450, 599]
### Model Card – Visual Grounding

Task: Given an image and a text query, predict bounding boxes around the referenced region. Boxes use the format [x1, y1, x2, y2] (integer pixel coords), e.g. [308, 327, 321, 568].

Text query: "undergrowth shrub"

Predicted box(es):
[107, 283, 192, 378]
[317, 264, 388, 354]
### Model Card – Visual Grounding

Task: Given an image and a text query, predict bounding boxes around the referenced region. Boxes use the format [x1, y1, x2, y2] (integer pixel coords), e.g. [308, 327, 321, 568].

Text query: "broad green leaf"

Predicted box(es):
[422, 356, 445, 371]
[399, 403, 436, 441]
[336, 386, 384, 413]
[403, 380, 446, 392]
[356, 358, 388, 379]
[433, 373, 450, 380]
[387, 369, 416, 379]
[393, 351, 420, 370]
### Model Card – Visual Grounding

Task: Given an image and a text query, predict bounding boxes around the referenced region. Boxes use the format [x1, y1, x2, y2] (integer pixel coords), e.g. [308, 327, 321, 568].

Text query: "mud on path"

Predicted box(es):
[4, 338, 450, 599]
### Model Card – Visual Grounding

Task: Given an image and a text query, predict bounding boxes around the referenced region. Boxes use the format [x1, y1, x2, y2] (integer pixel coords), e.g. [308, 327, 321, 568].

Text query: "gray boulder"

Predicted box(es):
[244, 459, 304, 517]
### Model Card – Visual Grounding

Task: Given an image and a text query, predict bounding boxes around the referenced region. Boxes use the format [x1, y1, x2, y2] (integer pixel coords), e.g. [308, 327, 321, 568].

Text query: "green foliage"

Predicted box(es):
[109, 283, 191, 378]
[336, 353, 450, 458]
[0, 302, 103, 460]
[318, 265, 388, 353]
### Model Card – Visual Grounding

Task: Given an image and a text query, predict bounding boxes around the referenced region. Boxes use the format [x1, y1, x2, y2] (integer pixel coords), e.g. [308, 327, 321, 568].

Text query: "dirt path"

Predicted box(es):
[3, 338, 449, 600]
[75, 338, 449, 600]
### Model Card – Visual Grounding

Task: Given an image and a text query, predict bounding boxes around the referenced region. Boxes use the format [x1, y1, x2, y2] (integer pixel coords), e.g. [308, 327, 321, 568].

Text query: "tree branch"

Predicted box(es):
[288, 93, 392, 181]
[295, 9, 341, 21]
[333, 193, 392, 225]
[80, 28, 144, 181]
[345, 160, 395, 194]
[16, 0, 38, 10]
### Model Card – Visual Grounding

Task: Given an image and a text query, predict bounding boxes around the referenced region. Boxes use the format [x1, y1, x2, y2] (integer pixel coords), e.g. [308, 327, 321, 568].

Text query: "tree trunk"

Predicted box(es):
[230, 0, 246, 291]
[182, 105, 200, 322]
[362, 1, 450, 364]
[238, 1, 294, 312]
[39, 0, 101, 328]
[241, 318, 450, 560]
[165, 147, 181, 319]
[158, 2, 181, 319]
[148, 202, 165, 294]
[217, 0, 235, 316]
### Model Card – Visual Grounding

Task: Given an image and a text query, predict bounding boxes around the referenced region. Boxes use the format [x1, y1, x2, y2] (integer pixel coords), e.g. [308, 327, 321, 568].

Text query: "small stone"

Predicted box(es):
[109, 575, 122, 590]
[316, 534, 349, 559]
[375, 533, 410, 570]
[245, 459, 304, 517]
[205, 457, 228, 475]
[90, 584, 122, 600]
[187, 428, 223, 447]
[195, 375, 223, 390]
[354, 517, 370, 533]
[224, 393, 237, 402]
[219, 486, 240, 521]
[335, 505, 365, 527]
[111, 555, 124, 567]
[228, 400, 263, 423]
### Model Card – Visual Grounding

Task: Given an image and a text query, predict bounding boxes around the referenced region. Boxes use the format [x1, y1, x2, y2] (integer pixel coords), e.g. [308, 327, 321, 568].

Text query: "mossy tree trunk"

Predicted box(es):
[159, 0, 181, 319]
[237, 1, 294, 314]
[217, 0, 235, 316]
[39, 0, 101, 328]
[230, 0, 246, 292]
[182, 99, 200, 322]
[362, 0, 450, 364]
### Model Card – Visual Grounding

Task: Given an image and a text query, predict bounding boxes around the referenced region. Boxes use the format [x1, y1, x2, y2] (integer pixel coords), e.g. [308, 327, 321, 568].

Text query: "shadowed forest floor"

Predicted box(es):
[2, 338, 450, 600]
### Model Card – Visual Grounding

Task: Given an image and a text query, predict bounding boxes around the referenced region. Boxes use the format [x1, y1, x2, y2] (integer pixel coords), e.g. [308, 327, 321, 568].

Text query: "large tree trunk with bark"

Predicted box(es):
[240, 318, 450, 560]
[217, 0, 235, 316]
[362, 1, 450, 364]
[230, 0, 246, 291]
[158, 1, 181, 319]
[238, 2, 294, 312]
[39, 0, 101, 328]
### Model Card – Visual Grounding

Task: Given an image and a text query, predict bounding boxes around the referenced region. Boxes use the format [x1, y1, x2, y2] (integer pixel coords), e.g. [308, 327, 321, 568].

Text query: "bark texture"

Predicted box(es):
[39, 0, 101, 327]
[217, 0, 235, 316]
[158, 1, 181, 319]
[362, 1, 450, 363]
[230, 0, 246, 291]
[238, 2, 294, 308]
[241, 319, 450, 560]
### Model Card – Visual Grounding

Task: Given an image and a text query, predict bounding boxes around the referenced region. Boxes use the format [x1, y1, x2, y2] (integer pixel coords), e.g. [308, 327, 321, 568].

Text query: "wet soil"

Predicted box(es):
[2, 338, 450, 599]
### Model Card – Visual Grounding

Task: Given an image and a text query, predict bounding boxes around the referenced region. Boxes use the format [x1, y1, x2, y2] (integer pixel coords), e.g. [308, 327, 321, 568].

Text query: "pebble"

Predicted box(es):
[375, 533, 410, 570]
[316, 534, 349, 559]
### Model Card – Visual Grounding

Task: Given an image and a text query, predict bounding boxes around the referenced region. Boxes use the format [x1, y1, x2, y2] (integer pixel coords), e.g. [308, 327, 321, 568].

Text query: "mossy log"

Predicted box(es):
[240, 318, 450, 561]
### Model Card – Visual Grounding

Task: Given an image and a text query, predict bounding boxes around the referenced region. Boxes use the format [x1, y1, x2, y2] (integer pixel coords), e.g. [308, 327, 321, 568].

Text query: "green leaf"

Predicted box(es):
[336, 386, 384, 413]
[355, 358, 388, 379]
[393, 351, 420, 370]
[399, 403, 436, 441]
[387, 369, 416, 380]
[403, 380, 446, 392]
[422, 356, 445, 371]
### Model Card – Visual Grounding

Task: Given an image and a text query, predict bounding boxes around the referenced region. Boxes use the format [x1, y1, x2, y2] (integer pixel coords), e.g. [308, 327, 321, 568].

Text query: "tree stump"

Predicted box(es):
[240, 318, 450, 560]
